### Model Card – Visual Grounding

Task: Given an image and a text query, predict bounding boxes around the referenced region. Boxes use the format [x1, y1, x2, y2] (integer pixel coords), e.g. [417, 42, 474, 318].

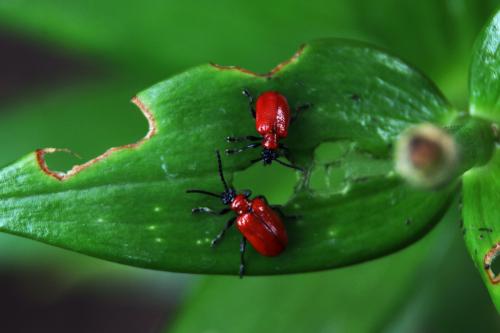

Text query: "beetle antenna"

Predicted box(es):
[216, 150, 230, 191]
[186, 189, 221, 198]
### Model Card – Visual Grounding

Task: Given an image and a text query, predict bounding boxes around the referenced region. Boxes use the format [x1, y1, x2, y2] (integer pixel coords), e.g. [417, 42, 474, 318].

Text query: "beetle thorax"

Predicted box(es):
[262, 133, 278, 150]
[230, 194, 252, 215]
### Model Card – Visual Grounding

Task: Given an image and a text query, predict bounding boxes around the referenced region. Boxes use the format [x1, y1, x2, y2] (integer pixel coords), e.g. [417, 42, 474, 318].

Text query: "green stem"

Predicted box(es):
[447, 116, 496, 172]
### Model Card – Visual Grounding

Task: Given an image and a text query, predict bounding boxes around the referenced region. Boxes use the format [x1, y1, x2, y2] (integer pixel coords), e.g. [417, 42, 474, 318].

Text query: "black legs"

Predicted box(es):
[225, 142, 260, 155]
[274, 159, 304, 172]
[191, 207, 231, 215]
[242, 88, 256, 118]
[211, 217, 236, 247]
[226, 135, 260, 143]
[190, 207, 248, 278]
[291, 103, 311, 123]
[239, 236, 247, 278]
[225, 87, 260, 157]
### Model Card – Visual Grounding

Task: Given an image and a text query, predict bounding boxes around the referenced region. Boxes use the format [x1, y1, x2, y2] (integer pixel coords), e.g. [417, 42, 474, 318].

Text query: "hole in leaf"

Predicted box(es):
[491, 255, 500, 278]
[309, 141, 392, 195]
[233, 160, 298, 205]
[39, 96, 150, 180]
[233, 140, 394, 203]
[43, 150, 82, 174]
[484, 243, 500, 284]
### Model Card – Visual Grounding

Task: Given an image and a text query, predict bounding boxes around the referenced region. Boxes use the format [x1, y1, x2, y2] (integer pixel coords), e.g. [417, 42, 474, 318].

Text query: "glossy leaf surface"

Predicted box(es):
[464, 9, 500, 311]
[470, 9, 500, 122]
[0, 39, 457, 275]
[463, 151, 500, 311]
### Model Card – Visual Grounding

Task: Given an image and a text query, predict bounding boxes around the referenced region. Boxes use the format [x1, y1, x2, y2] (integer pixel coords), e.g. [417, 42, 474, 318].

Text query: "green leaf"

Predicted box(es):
[463, 150, 500, 311]
[0, 39, 457, 275]
[0, 77, 148, 266]
[470, 8, 500, 122]
[0, 79, 194, 302]
[463, 8, 500, 312]
[169, 205, 500, 333]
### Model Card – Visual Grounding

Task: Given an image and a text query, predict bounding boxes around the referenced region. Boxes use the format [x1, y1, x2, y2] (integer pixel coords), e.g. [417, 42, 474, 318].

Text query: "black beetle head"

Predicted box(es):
[221, 187, 236, 205]
[261, 148, 278, 165]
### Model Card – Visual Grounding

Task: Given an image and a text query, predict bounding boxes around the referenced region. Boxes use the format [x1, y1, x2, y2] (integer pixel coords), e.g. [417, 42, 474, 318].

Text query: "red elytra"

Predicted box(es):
[225, 89, 310, 171]
[186, 151, 288, 277]
[232, 195, 288, 256]
[255, 91, 291, 150]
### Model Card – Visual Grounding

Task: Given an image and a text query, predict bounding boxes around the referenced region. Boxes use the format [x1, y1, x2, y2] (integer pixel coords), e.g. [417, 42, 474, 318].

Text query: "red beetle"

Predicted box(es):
[226, 89, 310, 170]
[187, 150, 288, 277]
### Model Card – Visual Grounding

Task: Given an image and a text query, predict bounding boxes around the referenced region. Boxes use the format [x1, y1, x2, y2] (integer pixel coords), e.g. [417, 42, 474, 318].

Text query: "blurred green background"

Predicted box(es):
[0, 0, 499, 331]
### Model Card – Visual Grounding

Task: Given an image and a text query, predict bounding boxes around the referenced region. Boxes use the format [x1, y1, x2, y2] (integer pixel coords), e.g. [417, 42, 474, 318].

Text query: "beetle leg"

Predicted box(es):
[242, 88, 256, 118]
[275, 159, 304, 172]
[241, 189, 252, 198]
[239, 236, 247, 278]
[278, 144, 291, 160]
[192, 207, 231, 215]
[211, 217, 236, 247]
[226, 135, 261, 143]
[225, 142, 260, 155]
[278, 143, 289, 150]
[291, 102, 312, 123]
